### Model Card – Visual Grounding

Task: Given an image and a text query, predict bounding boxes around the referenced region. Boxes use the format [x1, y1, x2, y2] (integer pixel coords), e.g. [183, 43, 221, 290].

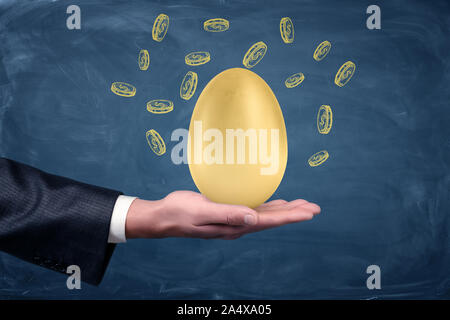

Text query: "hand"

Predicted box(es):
[125, 191, 320, 240]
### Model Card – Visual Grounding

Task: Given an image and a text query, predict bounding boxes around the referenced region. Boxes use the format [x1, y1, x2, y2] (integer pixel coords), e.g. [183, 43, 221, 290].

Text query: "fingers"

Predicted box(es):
[298, 202, 321, 215]
[256, 199, 308, 212]
[249, 200, 321, 232]
[256, 199, 287, 209]
[196, 202, 258, 227]
[193, 198, 320, 239]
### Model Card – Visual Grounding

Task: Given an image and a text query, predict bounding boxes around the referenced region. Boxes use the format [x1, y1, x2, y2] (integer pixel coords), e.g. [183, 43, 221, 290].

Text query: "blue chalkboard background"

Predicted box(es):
[0, 0, 449, 299]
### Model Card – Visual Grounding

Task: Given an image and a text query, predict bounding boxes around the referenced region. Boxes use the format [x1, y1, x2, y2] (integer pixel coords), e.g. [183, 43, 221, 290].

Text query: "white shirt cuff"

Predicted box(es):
[108, 195, 137, 243]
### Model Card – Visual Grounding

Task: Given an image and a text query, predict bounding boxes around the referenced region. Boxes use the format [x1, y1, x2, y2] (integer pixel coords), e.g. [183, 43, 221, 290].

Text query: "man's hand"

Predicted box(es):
[125, 191, 320, 240]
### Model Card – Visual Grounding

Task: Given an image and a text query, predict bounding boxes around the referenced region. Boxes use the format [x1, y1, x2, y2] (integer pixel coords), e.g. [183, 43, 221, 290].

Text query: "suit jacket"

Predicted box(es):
[0, 157, 122, 285]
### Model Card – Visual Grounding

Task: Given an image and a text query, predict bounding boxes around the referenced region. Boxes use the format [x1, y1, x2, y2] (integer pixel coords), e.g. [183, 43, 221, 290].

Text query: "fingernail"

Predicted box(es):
[244, 214, 257, 225]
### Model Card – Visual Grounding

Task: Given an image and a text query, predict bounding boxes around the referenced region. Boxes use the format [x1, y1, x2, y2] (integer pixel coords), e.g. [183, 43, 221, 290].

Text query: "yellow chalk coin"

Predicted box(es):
[110, 82, 136, 97]
[313, 40, 331, 61]
[242, 41, 267, 69]
[317, 105, 333, 134]
[185, 51, 211, 66]
[308, 150, 329, 167]
[146, 100, 174, 114]
[335, 61, 356, 87]
[146, 129, 166, 155]
[152, 13, 169, 42]
[188, 68, 287, 208]
[285, 72, 305, 88]
[204, 18, 229, 32]
[180, 71, 198, 100]
[138, 49, 150, 70]
[280, 17, 294, 44]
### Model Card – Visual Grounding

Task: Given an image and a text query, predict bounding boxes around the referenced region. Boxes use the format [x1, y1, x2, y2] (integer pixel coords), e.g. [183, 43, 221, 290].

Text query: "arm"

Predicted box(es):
[0, 157, 121, 285]
[0, 158, 321, 285]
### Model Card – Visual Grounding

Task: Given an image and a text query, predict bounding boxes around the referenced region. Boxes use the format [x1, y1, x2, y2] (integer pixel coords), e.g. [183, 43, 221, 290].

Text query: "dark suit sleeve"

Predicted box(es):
[0, 157, 122, 285]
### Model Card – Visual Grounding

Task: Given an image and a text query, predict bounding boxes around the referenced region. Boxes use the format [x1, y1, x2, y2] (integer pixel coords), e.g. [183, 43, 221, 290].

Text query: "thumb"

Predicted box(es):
[206, 203, 258, 226]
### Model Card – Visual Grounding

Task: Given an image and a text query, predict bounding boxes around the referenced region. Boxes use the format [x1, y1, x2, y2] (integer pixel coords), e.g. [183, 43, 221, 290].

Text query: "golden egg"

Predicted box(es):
[188, 68, 288, 208]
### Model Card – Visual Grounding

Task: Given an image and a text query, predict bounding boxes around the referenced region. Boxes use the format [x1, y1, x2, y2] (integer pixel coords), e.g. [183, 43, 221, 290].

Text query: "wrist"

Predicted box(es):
[125, 198, 166, 239]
